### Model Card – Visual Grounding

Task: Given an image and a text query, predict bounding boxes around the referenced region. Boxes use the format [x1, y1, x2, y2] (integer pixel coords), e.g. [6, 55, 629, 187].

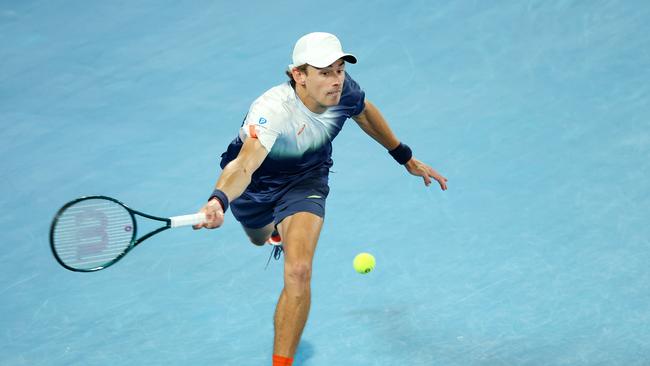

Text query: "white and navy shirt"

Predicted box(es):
[220, 72, 365, 197]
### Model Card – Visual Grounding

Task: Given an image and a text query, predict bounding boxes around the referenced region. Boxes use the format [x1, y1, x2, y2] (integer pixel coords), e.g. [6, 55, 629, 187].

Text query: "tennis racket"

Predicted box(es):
[49, 196, 205, 272]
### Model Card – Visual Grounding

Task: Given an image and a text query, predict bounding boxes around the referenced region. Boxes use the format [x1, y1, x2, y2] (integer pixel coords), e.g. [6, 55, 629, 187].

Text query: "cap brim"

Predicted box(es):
[309, 53, 357, 68]
[342, 54, 357, 64]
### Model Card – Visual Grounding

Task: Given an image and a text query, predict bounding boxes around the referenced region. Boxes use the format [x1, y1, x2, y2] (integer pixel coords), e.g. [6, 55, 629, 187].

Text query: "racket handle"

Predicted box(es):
[170, 213, 206, 228]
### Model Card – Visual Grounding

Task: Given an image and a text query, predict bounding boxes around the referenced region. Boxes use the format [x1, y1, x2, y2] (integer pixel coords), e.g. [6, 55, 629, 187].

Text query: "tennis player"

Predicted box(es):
[193, 32, 448, 366]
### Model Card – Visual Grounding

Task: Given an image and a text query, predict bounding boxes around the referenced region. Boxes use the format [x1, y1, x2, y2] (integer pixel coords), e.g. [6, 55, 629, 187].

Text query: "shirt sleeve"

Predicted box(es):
[340, 72, 366, 117]
[241, 97, 281, 152]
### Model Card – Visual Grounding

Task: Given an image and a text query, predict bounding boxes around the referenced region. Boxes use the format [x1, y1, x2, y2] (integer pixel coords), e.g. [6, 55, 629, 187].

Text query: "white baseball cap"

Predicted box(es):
[288, 32, 357, 70]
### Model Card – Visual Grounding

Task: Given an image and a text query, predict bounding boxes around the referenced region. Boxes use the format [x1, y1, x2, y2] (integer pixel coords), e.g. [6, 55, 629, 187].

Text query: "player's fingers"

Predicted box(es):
[193, 208, 208, 230]
[424, 166, 439, 186]
[193, 219, 209, 230]
[423, 173, 432, 186]
[196, 208, 212, 228]
[203, 208, 225, 229]
[437, 176, 448, 190]
[427, 167, 448, 190]
[207, 213, 223, 229]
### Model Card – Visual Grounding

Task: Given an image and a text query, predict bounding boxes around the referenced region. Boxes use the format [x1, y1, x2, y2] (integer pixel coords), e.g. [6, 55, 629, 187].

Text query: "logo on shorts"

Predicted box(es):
[258, 117, 267, 124]
[306, 195, 322, 199]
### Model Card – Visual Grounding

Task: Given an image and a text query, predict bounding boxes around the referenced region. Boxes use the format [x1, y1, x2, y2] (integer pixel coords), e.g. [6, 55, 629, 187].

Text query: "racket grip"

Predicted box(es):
[170, 213, 206, 228]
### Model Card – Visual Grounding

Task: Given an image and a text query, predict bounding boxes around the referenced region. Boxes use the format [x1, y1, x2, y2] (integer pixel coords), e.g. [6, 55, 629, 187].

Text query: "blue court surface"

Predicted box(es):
[2, 1, 650, 365]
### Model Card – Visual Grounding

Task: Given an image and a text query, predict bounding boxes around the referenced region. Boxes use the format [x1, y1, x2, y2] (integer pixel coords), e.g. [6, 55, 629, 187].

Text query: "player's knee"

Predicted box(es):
[284, 261, 312, 286]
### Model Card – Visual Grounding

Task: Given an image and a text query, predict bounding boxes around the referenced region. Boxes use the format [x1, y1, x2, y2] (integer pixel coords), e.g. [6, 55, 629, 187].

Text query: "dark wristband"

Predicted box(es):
[208, 189, 229, 213]
[388, 143, 413, 165]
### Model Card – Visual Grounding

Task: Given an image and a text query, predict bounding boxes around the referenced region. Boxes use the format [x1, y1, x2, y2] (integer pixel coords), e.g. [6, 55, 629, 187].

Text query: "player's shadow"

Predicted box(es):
[294, 340, 315, 364]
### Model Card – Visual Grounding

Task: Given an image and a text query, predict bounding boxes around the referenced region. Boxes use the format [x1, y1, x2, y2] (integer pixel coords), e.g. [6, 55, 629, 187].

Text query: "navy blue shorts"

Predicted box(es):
[230, 174, 330, 229]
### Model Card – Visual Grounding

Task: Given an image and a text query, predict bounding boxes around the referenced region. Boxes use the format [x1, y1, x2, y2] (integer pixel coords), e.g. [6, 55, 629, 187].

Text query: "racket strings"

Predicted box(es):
[52, 199, 134, 270]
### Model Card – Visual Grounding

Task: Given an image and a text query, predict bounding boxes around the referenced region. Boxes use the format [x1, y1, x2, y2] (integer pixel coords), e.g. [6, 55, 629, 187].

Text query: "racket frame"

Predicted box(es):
[49, 195, 172, 272]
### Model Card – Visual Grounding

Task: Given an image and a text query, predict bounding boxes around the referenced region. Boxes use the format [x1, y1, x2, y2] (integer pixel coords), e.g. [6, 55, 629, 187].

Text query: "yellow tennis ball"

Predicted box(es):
[353, 253, 375, 274]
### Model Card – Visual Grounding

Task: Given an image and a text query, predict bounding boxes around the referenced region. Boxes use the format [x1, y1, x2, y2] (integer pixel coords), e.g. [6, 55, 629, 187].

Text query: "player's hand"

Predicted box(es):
[405, 157, 448, 190]
[193, 198, 225, 230]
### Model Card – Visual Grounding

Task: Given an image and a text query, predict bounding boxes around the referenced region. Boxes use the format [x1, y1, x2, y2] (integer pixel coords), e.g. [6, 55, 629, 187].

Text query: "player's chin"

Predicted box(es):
[322, 94, 341, 106]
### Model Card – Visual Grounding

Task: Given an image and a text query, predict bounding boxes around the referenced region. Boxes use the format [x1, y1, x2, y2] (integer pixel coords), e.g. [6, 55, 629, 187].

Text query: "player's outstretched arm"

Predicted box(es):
[352, 100, 400, 150]
[193, 137, 268, 230]
[352, 100, 448, 190]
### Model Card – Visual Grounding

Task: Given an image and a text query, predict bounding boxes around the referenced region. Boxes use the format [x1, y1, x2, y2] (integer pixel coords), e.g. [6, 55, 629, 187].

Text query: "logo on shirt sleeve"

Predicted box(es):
[258, 117, 267, 124]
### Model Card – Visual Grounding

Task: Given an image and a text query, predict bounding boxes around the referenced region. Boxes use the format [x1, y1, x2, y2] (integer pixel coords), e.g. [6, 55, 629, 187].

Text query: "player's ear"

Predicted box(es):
[291, 67, 307, 86]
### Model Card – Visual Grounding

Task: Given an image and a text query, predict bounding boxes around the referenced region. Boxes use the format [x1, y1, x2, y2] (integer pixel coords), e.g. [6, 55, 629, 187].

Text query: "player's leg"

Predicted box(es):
[230, 195, 276, 246]
[242, 223, 276, 246]
[273, 211, 323, 358]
